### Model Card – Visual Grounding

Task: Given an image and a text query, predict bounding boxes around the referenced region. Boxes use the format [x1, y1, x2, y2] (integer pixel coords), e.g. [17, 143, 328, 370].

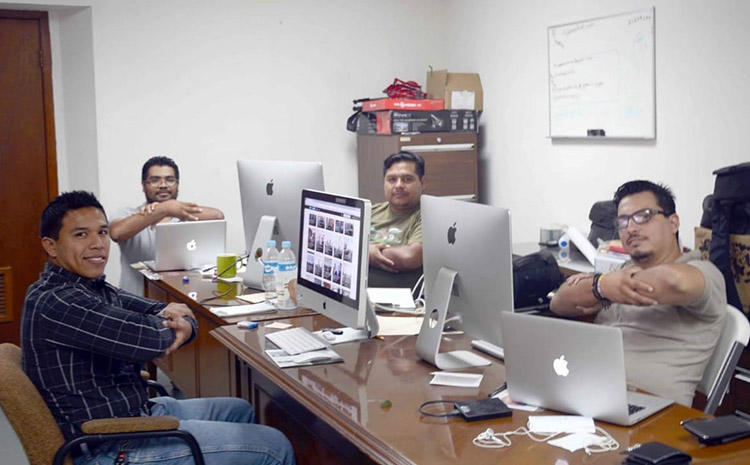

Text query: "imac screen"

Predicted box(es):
[298, 190, 366, 308]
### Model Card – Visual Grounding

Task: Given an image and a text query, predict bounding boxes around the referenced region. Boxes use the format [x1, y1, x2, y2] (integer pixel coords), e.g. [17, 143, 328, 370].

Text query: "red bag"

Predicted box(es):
[382, 78, 425, 99]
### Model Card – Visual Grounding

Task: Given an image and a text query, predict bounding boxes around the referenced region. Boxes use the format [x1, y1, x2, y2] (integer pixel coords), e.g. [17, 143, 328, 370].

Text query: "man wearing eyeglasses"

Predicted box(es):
[110, 156, 224, 295]
[551, 180, 726, 406]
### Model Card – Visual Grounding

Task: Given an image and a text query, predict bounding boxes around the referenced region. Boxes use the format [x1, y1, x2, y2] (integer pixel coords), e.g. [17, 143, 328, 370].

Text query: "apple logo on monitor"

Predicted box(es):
[447, 222, 457, 245]
[553, 355, 569, 377]
[186, 240, 197, 252]
[266, 179, 274, 196]
[322, 301, 327, 310]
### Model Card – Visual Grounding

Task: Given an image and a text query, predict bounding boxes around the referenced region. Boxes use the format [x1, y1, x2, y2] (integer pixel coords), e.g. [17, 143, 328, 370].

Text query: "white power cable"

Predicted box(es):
[472, 425, 619, 455]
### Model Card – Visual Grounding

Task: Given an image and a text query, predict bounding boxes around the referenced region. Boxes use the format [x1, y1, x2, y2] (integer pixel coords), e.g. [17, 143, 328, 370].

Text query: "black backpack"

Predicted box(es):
[512, 250, 564, 309]
[707, 162, 750, 312]
[587, 200, 618, 247]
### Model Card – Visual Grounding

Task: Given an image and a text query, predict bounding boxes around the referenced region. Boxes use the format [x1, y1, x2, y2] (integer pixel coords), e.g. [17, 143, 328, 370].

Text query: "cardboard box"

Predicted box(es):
[426, 69, 483, 111]
[356, 110, 479, 135]
[361, 98, 444, 112]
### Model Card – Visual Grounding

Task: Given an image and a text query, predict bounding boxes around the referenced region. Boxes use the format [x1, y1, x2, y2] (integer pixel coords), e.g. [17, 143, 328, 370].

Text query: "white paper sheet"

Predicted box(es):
[527, 415, 595, 434]
[376, 316, 424, 336]
[548, 433, 606, 452]
[266, 322, 292, 330]
[429, 371, 483, 388]
[451, 90, 476, 110]
[237, 293, 267, 304]
[209, 301, 277, 317]
[492, 389, 544, 412]
[367, 288, 417, 311]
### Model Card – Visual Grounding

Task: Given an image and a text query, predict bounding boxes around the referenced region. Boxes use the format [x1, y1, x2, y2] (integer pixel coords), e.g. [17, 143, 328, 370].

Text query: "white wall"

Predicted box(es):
[8, 0, 750, 285]
[442, 0, 750, 248]
[87, 0, 446, 283]
[50, 6, 99, 196]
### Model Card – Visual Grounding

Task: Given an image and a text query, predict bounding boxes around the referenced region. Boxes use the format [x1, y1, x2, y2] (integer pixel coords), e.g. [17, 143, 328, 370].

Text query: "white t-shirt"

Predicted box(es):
[594, 250, 727, 406]
[114, 204, 179, 296]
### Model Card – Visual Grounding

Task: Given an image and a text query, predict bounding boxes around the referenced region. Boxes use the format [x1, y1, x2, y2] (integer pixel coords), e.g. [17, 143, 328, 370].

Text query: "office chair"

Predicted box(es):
[696, 305, 750, 415]
[0, 343, 205, 465]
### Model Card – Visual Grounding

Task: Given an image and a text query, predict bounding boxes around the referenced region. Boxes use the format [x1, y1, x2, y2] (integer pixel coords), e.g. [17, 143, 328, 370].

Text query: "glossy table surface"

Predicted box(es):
[212, 315, 750, 465]
[151, 270, 316, 324]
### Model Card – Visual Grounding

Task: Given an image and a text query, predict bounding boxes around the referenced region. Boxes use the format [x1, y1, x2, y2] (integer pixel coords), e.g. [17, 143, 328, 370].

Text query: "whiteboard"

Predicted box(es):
[548, 8, 655, 139]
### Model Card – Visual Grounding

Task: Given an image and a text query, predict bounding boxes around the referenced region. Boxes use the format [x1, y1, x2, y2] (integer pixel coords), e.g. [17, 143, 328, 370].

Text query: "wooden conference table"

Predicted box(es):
[145, 271, 750, 464]
[211, 314, 750, 465]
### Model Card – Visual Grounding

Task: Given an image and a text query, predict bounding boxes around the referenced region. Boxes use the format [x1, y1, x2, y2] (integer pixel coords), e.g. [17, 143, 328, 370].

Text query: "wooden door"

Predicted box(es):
[0, 10, 58, 344]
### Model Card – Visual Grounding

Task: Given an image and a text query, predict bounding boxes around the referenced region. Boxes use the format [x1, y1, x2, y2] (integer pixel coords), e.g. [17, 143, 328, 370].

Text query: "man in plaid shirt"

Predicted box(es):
[22, 191, 294, 465]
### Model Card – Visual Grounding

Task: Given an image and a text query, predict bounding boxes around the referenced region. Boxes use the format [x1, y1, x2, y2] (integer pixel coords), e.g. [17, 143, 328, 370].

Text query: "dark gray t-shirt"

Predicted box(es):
[594, 250, 727, 406]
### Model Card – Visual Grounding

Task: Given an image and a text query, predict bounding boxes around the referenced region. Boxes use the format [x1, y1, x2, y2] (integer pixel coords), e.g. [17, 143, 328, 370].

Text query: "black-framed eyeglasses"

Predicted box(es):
[145, 176, 178, 187]
[614, 208, 667, 229]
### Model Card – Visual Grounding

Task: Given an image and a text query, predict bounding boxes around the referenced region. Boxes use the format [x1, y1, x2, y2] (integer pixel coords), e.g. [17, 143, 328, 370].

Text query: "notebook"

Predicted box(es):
[500, 312, 673, 426]
[145, 220, 227, 272]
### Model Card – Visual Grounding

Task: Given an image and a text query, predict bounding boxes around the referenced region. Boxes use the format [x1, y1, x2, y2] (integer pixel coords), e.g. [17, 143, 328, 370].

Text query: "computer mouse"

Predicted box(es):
[321, 331, 336, 341]
[295, 352, 331, 363]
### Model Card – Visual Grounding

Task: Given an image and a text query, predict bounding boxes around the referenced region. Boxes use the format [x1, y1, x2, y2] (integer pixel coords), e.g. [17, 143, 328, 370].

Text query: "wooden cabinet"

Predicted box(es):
[356, 132, 478, 204]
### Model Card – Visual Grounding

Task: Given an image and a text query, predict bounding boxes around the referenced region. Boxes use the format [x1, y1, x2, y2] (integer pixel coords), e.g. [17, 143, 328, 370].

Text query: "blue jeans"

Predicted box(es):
[75, 397, 295, 465]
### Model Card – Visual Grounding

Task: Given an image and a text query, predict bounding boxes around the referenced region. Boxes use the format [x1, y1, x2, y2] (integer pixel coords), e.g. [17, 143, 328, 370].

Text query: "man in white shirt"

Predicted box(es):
[110, 156, 224, 295]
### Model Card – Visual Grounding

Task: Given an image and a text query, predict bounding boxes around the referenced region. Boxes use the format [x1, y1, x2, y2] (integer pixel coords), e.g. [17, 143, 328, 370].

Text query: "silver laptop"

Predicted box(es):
[146, 220, 227, 271]
[500, 312, 673, 426]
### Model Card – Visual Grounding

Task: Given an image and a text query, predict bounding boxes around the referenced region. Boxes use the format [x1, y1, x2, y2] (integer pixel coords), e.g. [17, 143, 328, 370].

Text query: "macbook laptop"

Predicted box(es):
[499, 312, 673, 426]
[145, 220, 227, 272]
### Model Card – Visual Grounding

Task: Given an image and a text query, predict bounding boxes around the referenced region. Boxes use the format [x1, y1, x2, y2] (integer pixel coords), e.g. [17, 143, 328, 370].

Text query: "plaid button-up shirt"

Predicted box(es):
[21, 263, 196, 440]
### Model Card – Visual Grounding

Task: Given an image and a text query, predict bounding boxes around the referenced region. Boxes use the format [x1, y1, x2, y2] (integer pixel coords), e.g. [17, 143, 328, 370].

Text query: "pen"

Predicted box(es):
[322, 328, 343, 334]
[488, 382, 507, 398]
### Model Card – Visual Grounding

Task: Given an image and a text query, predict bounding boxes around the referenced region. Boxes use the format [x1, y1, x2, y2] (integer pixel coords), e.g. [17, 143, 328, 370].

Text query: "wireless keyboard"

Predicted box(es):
[266, 327, 328, 355]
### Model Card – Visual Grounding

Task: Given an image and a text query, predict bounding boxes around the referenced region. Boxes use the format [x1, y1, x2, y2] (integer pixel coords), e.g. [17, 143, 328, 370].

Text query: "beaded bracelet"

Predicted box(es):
[591, 273, 612, 308]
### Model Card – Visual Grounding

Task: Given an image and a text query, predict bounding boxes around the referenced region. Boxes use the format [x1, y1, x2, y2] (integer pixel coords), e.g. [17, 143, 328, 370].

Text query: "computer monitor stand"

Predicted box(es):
[242, 215, 277, 289]
[315, 298, 380, 345]
[416, 267, 491, 370]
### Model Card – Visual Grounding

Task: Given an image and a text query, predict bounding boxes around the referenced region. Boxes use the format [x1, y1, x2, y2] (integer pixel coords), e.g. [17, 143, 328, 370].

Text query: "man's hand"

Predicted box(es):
[369, 243, 398, 273]
[159, 303, 195, 322]
[159, 199, 203, 221]
[139, 202, 159, 216]
[599, 267, 658, 306]
[161, 316, 192, 357]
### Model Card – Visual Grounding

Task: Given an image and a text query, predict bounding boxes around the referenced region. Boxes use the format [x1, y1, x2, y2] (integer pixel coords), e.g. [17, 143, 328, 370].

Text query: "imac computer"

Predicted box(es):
[416, 195, 514, 370]
[295, 189, 378, 340]
[237, 160, 324, 289]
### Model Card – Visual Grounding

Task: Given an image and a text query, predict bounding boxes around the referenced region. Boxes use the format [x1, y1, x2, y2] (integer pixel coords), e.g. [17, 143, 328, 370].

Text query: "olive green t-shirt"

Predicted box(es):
[369, 202, 422, 246]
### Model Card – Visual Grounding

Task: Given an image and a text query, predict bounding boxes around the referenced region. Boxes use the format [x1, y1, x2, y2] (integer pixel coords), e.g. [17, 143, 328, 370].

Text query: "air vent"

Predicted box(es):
[0, 267, 13, 323]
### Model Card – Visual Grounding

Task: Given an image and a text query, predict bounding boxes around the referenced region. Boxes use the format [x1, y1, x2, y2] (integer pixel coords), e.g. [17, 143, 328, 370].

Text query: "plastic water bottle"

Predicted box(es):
[276, 241, 297, 309]
[262, 240, 279, 301]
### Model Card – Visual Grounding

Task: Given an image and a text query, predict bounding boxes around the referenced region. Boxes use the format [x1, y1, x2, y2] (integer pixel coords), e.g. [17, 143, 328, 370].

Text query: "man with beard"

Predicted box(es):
[110, 156, 224, 295]
[550, 180, 726, 406]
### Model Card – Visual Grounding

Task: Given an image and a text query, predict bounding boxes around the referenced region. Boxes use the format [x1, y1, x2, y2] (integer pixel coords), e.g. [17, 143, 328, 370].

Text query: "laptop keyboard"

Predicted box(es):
[628, 403, 645, 415]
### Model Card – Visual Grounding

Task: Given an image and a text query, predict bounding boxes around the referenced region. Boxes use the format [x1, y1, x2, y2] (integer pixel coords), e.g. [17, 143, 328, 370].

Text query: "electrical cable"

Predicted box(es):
[472, 425, 619, 455]
[211, 252, 251, 282]
[418, 400, 460, 418]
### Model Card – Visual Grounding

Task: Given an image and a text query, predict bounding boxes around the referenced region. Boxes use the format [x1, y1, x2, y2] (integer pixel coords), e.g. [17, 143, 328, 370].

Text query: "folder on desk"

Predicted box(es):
[265, 349, 343, 368]
[209, 302, 277, 317]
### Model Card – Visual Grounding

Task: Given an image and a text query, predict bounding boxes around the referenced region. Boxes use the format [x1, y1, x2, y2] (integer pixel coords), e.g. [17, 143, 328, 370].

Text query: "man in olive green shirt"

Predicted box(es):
[369, 151, 424, 274]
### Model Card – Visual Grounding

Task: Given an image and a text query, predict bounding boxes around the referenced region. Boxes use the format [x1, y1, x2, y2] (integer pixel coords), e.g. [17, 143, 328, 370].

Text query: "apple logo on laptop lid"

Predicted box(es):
[186, 239, 197, 252]
[553, 355, 569, 377]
